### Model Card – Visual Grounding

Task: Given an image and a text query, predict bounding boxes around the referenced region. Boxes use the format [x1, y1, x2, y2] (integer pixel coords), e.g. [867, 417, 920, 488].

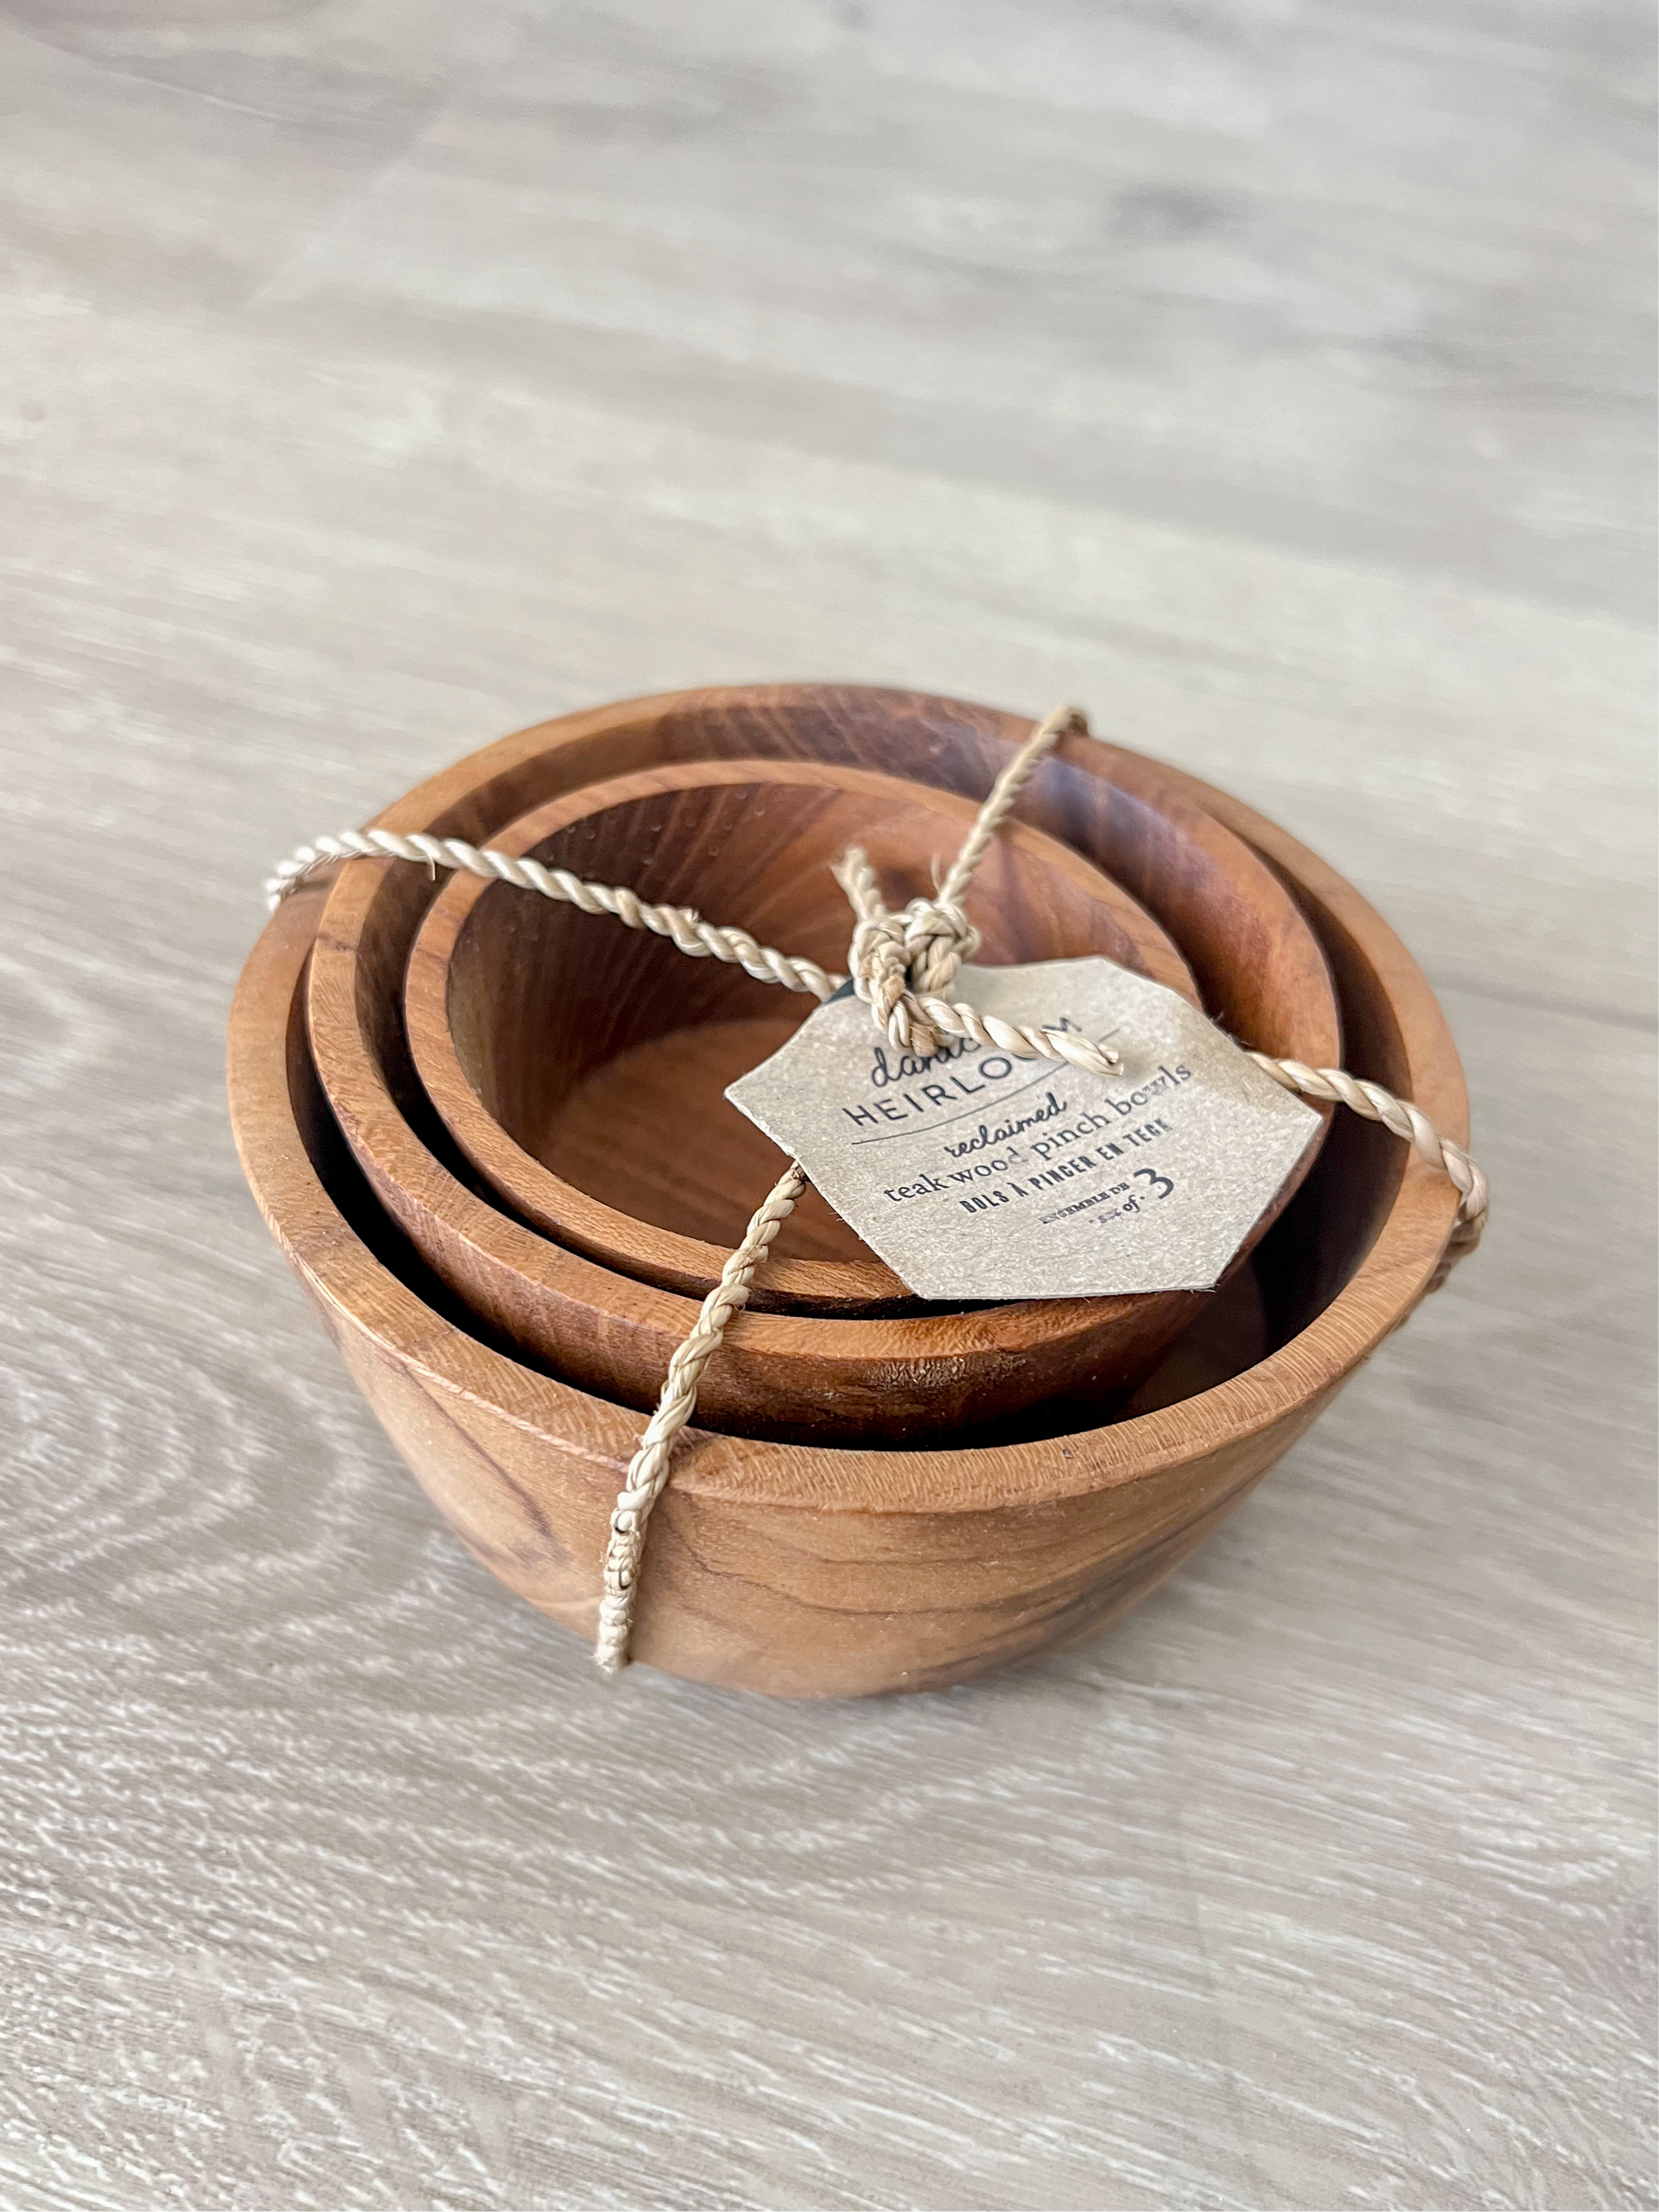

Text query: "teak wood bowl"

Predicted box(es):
[228, 720, 1465, 1699]
[314, 763, 1213, 1440]
[402, 758, 1198, 1310]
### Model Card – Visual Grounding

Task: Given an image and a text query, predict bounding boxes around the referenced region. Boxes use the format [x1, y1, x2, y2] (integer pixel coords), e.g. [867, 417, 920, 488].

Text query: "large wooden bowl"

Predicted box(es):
[402, 758, 1196, 1308]
[230, 717, 1462, 1699]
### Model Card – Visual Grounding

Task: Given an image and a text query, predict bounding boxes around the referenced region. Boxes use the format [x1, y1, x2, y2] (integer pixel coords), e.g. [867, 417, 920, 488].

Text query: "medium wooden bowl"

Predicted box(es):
[228, 742, 1464, 1700]
[402, 757, 1198, 1308]
[313, 763, 1212, 1440]
[306, 690, 1340, 1441]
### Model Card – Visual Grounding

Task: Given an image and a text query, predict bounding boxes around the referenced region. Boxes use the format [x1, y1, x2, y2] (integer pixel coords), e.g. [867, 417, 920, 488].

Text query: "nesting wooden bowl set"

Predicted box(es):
[229, 685, 1469, 1697]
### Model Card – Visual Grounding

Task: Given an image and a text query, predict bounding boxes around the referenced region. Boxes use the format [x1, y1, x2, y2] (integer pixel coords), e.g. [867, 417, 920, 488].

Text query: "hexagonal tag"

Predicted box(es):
[725, 959, 1321, 1300]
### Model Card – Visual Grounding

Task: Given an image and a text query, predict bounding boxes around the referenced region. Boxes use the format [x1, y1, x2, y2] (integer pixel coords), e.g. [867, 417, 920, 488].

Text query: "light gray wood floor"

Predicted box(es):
[1, 4, 1653, 2206]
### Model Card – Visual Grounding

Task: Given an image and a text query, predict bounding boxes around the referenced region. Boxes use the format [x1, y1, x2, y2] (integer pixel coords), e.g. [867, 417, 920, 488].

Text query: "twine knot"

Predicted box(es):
[840, 864, 982, 1060]
[902, 894, 980, 995]
[831, 705, 1123, 1080]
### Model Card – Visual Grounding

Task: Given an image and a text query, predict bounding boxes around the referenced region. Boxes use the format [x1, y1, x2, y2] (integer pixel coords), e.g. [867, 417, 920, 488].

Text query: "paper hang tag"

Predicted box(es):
[724, 959, 1322, 1302]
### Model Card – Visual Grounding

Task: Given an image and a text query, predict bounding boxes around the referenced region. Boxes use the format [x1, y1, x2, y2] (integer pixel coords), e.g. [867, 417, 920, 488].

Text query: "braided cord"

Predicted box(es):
[594, 1161, 808, 1677]
[935, 702, 1089, 908]
[833, 848, 1122, 1079]
[267, 829, 839, 1002]
[1247, 1054, 1487, 1261]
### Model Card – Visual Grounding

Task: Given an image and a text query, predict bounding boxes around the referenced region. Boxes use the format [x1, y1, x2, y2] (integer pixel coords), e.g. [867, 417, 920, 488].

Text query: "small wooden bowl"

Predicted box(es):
[228, 741, 1464, 1699]
[312, 766, 1212, 1440]
[403, 758, 1198, 1309]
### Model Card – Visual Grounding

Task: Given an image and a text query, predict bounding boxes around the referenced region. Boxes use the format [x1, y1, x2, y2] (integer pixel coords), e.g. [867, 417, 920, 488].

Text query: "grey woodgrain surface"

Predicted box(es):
[1, 3, 1653, 2206]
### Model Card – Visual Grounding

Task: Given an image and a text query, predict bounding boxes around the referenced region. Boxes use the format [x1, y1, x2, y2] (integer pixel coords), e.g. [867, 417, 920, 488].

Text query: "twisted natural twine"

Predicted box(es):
[270, 703, 1487, 1675]
[268, 831, 844, 1002]
[594, 1162, 810, 1670]
[1245, 1055, 1484, 1288]
[266, 710, 1122, 1085]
